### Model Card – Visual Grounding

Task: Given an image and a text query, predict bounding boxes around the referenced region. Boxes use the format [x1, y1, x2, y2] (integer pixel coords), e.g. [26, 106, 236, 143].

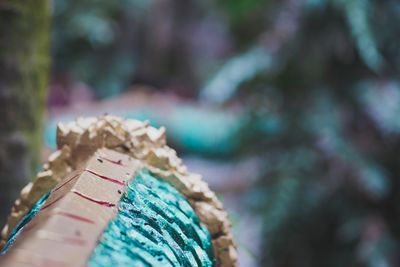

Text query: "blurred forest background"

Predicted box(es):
[1, 0, 400, 266]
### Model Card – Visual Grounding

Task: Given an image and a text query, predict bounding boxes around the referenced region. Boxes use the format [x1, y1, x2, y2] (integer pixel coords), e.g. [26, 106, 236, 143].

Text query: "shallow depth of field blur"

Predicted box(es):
[3, 0, 400, 266]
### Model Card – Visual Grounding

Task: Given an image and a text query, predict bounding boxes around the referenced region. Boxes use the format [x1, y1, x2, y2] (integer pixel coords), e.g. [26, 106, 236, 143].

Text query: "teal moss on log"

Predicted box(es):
[88, 170, 216, 267]
[0, 192, 50, 255]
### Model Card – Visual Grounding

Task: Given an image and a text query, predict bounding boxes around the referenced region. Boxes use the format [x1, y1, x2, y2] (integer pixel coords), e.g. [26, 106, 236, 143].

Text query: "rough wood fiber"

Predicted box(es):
[0, 149, 139, 267]
[0, 116, 237, 266]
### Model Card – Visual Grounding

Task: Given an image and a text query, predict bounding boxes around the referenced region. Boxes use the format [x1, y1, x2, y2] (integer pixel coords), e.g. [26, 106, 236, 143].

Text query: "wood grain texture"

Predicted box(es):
[0, 149, 139, 267]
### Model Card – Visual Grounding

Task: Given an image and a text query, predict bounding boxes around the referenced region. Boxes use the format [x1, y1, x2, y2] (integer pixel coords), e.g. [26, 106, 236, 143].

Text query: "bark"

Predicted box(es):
[0, 0, 50, 226]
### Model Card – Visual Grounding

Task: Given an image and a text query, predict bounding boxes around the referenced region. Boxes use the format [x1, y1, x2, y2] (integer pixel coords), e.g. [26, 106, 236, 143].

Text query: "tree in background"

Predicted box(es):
[0, 1, 50, 226]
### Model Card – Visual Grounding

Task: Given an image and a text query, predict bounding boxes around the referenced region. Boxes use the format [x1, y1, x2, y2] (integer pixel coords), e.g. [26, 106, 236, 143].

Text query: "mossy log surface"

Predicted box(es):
[0, 1, 50, 226]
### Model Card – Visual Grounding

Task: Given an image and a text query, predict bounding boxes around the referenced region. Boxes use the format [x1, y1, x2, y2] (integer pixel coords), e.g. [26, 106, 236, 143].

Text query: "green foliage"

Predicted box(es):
[200, 47, 272, 103]
[336, 0, 384, 71]
[219, 0, 264, 21]
[356, 80, 400, 133]
[50, 1, 400, 266]
[199, 1, 399, 265]
[52, 0, 148, 98]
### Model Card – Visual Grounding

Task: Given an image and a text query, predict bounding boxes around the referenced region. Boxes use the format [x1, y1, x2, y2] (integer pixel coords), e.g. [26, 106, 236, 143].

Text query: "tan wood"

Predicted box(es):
[0, 148, 140, 267]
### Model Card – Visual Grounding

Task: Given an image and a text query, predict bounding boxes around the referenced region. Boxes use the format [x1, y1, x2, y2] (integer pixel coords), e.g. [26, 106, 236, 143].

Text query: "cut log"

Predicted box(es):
[0, 116, 237, 266]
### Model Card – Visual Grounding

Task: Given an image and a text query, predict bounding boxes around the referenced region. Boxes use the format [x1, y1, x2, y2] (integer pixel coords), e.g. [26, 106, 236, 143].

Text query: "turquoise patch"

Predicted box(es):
[88, 170, 215, 267]
[0, 191, 51, 255]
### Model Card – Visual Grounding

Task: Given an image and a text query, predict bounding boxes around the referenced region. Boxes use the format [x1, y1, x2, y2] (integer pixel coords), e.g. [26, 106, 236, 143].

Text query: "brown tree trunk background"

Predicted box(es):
[0, 1, 50, 226]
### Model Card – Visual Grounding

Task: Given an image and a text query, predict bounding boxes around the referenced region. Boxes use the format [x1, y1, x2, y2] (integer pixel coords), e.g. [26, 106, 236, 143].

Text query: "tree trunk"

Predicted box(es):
[0, 1, 50, 226]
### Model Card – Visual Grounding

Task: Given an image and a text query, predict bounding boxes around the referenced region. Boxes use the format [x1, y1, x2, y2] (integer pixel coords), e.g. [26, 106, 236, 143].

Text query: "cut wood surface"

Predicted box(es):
[0, 149, 139, 267]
